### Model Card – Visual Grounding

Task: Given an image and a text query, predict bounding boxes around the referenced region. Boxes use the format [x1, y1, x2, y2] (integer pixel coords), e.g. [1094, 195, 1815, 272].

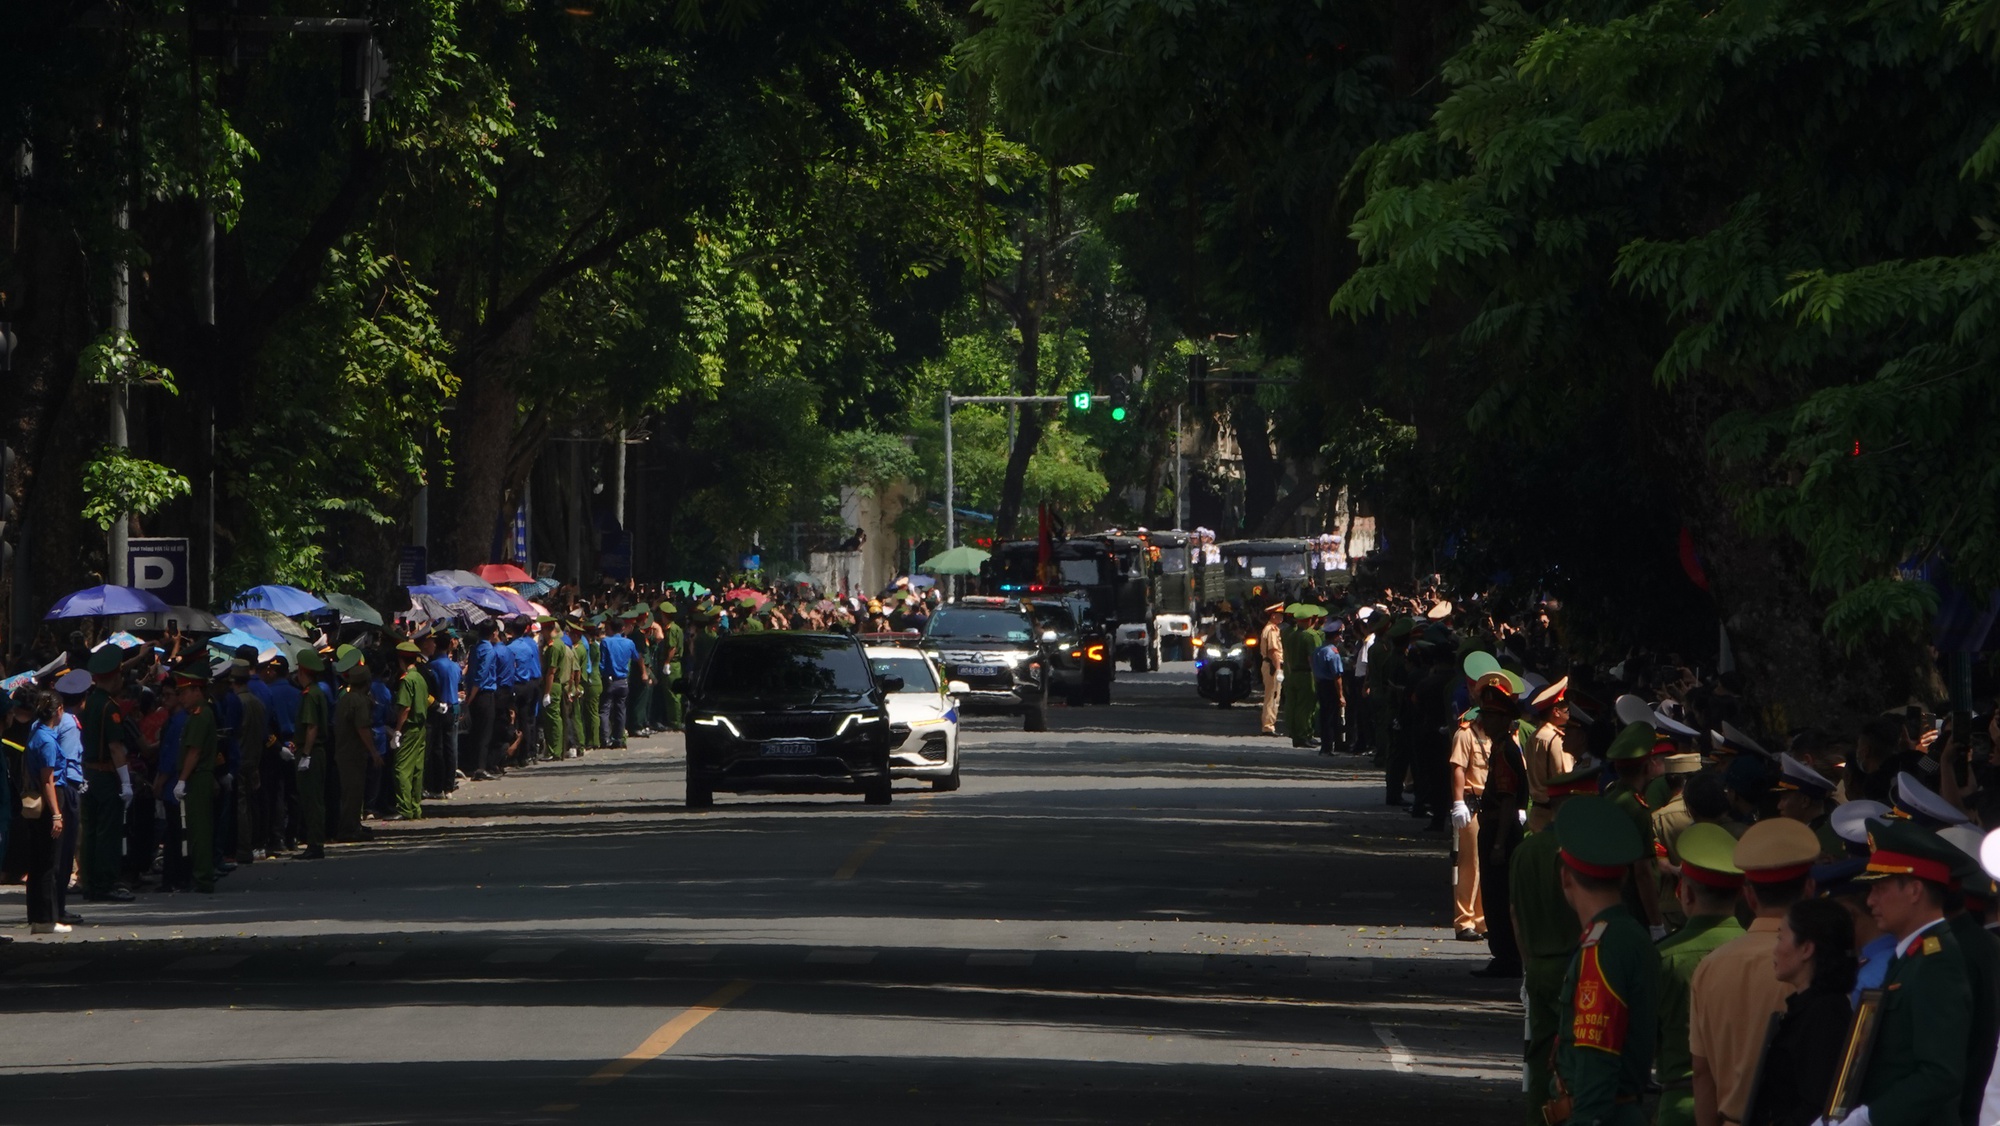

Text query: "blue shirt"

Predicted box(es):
[369, 679, 393, 756]
[55, 712, 85, 787]
[215, 690, 244, 771]
[1852, 932, 1898, 1006]
[1311, 642, 1345, 681]
[470, 640, 499, 691]
[429, 655, 463, 714]
[28, 724, 65, 788]
[264, 679, 302, 737]
[493, 643, 517, 688]
[508, 636, 542, 682]
[601, 634, 638, 679]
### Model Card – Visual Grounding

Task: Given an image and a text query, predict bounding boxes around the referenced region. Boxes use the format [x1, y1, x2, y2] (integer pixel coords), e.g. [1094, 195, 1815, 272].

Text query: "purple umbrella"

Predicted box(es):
[455, 587, 517, 615]
[45, 585, 171, 620]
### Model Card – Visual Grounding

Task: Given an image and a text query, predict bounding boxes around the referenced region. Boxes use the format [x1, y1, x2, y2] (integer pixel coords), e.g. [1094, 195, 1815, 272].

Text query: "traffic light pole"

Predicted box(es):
[941, 393, 1078, 600]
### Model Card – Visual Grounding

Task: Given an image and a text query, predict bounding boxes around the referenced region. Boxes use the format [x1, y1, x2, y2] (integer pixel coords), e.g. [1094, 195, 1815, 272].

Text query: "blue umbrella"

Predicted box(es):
[206, 628, 279, 659]
[456, 587, 516, 615]
[231, 584, 328, 616]
[406, 584, 463, 601]
[217, 613, 287, 645]
[45, 584, 171, 620]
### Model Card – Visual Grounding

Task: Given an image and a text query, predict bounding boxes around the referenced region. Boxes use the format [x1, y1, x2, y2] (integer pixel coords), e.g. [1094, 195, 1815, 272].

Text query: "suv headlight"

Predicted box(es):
[691, 715, 741, 737]
[835, 713, 882, 736]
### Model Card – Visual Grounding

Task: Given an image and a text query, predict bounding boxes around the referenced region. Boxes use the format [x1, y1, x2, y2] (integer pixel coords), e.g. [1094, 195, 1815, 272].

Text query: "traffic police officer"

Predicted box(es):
[1602, 721, 1664, 933]
[388, 640, 430, 820]
[579, 616, 604, 750]
[1280, 606, 1320, 748]
[171, 662, 220, 894]
[1548, 794, 1659, 1125]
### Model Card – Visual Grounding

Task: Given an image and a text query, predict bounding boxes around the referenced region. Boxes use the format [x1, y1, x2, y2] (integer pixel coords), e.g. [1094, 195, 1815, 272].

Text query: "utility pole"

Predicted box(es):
[1174, 401, 1186, 531]
[107, 200, 130, 586]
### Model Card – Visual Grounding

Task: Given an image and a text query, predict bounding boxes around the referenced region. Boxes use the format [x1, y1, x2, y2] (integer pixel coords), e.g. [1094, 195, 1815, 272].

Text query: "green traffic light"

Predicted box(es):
[1110, 406, 1128, 421]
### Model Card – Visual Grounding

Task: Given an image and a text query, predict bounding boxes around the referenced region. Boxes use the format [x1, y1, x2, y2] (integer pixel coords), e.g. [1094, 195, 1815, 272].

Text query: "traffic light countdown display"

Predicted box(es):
[1069, 389, 1128, 421]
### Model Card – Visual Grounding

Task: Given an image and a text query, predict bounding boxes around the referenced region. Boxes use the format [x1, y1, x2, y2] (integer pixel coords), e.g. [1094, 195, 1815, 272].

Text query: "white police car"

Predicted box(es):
[865, 645, 963, 791]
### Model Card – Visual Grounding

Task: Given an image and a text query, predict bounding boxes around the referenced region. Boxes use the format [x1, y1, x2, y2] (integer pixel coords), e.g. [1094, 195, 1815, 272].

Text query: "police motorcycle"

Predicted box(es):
[1193, 621, 1256, 708]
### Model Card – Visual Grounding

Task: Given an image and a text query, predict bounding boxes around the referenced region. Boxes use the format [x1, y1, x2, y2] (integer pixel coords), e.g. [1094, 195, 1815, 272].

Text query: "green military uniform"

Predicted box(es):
[294, 654, 329, 852]
[232, 678, 268, 862]
[1603, 723, 1658, 925]
[333, 658, 374, 839]
[1945, 841, 2000, 1124]
[1809, 814, 1844, 860]
[1279, 616, 1320, 746]
[181, 694, 220, 894]
[579, 627, 603, 749]
[539, 626, 568, 758]
[657, 616, 684, 730]
[1510, 767, 1589, 1126]
[1852, 818, 1973, 1126]
[77, 667, 128, 897]
[392, 650, 431, 821]
[1550, 797, 1658, 1126]
[1653, 823, 1746, 1126]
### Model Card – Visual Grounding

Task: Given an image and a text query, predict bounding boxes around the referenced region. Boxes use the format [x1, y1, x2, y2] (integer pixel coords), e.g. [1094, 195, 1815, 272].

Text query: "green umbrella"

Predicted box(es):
[667, 580, 710, 597]
[918, 545, 990, 576]
[321, 592, 384, 626]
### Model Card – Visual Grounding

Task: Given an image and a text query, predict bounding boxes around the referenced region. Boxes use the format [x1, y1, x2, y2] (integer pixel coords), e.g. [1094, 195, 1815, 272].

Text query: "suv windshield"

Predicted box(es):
[869, 655, 938, 693]
[699, 635, 875, 702]
[926, 608, 1033, 643]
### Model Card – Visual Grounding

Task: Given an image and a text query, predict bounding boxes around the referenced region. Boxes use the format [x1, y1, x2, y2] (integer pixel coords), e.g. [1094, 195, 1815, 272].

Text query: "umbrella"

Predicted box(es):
[232, 584, 328, 616]
[496, 588, 537, 617]
[241, 607, 311, 639]
[320, 592, 384, 627]
[92, 632, 145, 651]
[901, 574, 937, 590]
[206, 628, 280, 660]
[406, 593, 456, 623]
[722, 587, 768, 607]
[474, 562, 535, 584]
[782, 571, 816, 586]
[406, 583, 463, 602]
[512, 577, 559, 599]
[667, 580, 710, 597]
[456, 587, 519, 615]
[918, 545, 989, 575]
[428, 569, 494, 589]
[443, 599, 494, 625]
[45, 585, 171, 620]
[217, 613, 288, 645]
[107, 605, 226, 634]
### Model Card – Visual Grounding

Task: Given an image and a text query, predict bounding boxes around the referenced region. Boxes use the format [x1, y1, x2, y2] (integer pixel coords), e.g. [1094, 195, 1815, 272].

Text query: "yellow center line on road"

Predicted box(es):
[831, 793, 932, 880]
[579, 979, 754, 1087]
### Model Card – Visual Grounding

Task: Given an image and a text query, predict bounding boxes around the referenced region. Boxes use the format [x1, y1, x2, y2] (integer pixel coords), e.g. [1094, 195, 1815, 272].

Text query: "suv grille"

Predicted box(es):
[733, 714, 839, 740]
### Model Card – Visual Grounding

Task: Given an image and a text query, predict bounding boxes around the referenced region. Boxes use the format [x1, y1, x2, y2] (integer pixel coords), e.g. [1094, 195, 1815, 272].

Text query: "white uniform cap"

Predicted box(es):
[1652, 708, 1700, 738]
[1893, 772, 1972, 826]
[1614, 694, 1654, 727]
[1831, 800, 1888, 844]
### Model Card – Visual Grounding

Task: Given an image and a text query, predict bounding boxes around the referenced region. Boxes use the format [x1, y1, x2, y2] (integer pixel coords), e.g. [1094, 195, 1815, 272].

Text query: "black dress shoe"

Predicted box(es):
[59, 912, 85, 925]
[1470, 961, 1523, 979]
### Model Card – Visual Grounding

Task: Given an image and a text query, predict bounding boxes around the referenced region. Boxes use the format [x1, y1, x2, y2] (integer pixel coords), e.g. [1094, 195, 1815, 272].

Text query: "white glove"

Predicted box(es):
[118, 765, 134, 807]
[279, 743, 296, 763]
[1649, 924, 1668, 941]
[297, 756, 311, 772]
[172, 780, 186, 803]
[1836, 1107, 1872, 1126]
[389, 730, 402, 750]
[1516, 807, 1527, 827]
[220, 773, 234, 792]
[432, 701, 448, 714]
[1449, 801, 1472, 830]
[542, 693, 552, 708]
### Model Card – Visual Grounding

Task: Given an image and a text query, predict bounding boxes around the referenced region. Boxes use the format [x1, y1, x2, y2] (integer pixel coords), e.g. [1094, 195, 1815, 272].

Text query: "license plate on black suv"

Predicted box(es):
[761, 740, 818, 757]
[957, 664, 1001, 678]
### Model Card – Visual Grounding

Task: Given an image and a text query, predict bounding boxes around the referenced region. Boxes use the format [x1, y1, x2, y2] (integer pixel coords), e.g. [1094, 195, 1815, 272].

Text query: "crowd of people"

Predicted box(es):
[0, 576, 946, 935]
[1238, 581, 2000, 1126]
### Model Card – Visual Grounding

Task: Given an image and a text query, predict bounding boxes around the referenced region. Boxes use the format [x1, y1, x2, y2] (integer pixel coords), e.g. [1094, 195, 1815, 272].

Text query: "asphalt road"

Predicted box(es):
[0, 664, 1520, 1124]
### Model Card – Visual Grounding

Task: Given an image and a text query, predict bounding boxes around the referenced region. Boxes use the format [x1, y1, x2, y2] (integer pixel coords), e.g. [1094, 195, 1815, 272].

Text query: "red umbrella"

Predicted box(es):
[722, 587, 768, 606]
[474, 563, 535, 584]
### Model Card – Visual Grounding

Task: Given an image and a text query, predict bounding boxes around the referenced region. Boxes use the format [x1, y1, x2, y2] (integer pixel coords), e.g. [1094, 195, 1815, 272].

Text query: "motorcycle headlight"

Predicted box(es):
[1204, 646, 1222, 658]
[1227, 646, 1244, 658]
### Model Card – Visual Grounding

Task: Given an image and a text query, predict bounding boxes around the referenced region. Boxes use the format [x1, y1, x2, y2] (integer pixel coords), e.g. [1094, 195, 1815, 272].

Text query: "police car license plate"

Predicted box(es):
[761, 740, 817, 758]
[959, 665, 1000, 678]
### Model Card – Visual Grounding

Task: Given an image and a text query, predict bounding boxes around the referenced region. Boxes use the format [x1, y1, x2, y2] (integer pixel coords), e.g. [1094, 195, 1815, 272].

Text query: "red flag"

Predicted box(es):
[1036, 503, 1054, 588]
[1678, 526, 1710, 592]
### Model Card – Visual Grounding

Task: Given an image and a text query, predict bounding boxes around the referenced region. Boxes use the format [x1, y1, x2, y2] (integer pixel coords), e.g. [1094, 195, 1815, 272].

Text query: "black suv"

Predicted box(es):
[681, 632, 902, 808]
[919, 600, 1050, 731]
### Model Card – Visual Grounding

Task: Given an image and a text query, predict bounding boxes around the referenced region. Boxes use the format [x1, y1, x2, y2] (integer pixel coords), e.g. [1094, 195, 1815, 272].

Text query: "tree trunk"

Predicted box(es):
[439, 317, 534, 567]
[994, 306, 1042, 539]
[1233, 397, 1280, 534]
